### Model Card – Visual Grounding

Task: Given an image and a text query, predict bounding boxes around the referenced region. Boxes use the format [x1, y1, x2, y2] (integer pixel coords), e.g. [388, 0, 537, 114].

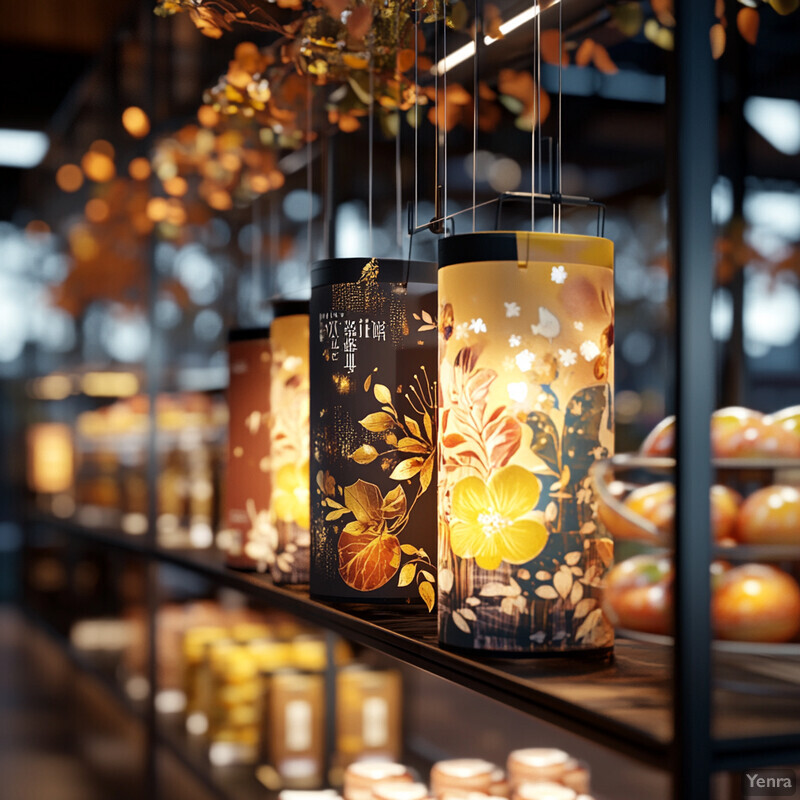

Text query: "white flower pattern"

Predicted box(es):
[507, 382, 528, 403]
[574, 321, 584, 331]
[454, 322, 469, 340]
[558, 348, 577, 367]
[551, 265, 568, 284]
[469, 317, 487, 334]
[504, 301, 521, 318]
[508, 334, 521, 348]
[580, 341, 601, 361]
[515, 349, 536, 372]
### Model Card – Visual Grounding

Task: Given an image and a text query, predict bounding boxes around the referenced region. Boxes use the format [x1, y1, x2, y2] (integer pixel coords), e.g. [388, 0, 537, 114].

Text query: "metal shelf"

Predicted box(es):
[30, 514, 800, 773]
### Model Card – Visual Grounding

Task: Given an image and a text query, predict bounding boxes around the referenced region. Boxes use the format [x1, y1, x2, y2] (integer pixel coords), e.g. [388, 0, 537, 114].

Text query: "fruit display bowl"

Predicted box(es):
[591, 453, 800, 558]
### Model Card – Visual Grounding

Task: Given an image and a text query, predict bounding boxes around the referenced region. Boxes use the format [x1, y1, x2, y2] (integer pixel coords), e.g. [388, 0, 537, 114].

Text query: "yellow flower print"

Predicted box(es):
[273, 461, 310, 530]
[450, 465, 548, 570]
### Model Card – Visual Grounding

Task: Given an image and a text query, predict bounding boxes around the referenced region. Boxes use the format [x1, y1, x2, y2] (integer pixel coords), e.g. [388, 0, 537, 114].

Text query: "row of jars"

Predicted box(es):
[181, 621, 402, 784]
[28, 393, 228, 548]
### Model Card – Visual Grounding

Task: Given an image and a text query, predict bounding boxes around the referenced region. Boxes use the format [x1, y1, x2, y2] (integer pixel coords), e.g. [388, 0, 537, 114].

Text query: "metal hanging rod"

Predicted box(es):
[408, 190, 606, 238]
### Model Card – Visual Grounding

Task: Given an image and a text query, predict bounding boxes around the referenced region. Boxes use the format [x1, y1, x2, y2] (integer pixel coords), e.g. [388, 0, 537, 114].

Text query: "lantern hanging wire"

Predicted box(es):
[408, 0, 596, 240]
[307, 73, 314, 273]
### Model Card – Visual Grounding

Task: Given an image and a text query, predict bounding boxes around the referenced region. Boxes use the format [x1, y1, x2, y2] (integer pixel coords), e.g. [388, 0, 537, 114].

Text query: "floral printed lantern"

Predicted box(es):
[310, 258, 438, 607]
[437, 232, 615, 655]
[224, 327, 273, 571]
[269, 301, 311, 584]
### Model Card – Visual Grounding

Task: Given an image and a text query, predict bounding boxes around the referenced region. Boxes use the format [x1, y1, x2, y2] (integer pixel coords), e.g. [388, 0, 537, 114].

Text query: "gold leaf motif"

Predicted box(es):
[373, 383, 392, 404]
[359, 412, 395, 432]
[404, 415, 422, 438]
[343, 520, 368, 534]
[343, 480, 383, 526]
[397, 437, 428, 453]
[397, 562, 416, 587]
[351, 444, 379, 464]
[338, 528, 400, 592]
[419, 581, 435, 612]
[400, 543, 419, 556]
[381, 485, 407, 519]
[420, 569, 435, 583]
[390, 457, 424, 481]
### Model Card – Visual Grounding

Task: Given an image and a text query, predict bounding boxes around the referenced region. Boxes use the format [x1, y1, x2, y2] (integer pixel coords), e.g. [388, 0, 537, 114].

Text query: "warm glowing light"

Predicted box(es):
[89, 139, 115, 158]
[69, 226, 99, 261]
[156, 160, 179, 181]
[220, 152, 242, 172]
[29, 374, 73, 400]
[128, 157, 152, 180]
[25, 219, 51, 236]
[163, 176, 188, 197]
[432, 42, 476, 75]
[146, 197, 169, 222]
[81, 151, 116, 183]
[437, 231, 614, 654]
[81, 371, 140, 397]
[484, 2, 545, 43]
[198, 105, 220, 128]
[27, 423, 74, 494]
[85, 198, 110, 223]
[165, 200, 187, 226]
[249, 174, 270, 193]
[132, 213, 154, 235]
[433, 0, 562, 74]
[268, 170, 285, 190]
[122, 106, 151, 138]
[207, 189, 232, 210]
[56, 163, 84, 192]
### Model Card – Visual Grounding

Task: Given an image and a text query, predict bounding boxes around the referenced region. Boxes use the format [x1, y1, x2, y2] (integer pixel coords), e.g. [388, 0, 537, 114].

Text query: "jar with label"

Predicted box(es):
[260, 669, 326, 788]
[336, 667, 401, 768]
[182, 626, 228, 735]
[207, 643, 261, 764]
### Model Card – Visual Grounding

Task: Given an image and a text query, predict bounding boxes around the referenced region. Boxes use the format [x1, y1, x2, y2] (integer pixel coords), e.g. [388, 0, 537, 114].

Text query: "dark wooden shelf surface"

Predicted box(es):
[27, 514, 800, 771]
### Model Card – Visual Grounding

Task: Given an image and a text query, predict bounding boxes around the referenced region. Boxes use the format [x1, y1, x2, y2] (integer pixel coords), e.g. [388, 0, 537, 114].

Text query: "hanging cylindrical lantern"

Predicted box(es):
[437, 232, 615, 655]
[310, 258, 438, 606]
[225, 327, 273, 571]
[269, 300, 311, 584]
